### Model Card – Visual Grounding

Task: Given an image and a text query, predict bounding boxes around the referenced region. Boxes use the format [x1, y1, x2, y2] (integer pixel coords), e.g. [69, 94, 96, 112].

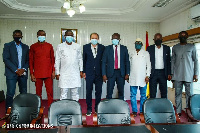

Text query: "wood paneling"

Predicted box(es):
[163, 27, 200, 42]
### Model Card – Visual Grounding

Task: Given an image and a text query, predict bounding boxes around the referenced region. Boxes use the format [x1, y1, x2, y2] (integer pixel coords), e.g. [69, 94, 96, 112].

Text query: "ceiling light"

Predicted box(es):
[67, 8, 75, 17]
[79, 4, 85, 13]
[63, 1, 70, 9]
[152, 0, 174, 7]
[60, 0, 86, 17]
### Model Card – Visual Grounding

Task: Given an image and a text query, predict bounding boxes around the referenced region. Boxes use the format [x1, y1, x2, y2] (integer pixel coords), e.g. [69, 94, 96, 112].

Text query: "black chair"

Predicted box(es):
[93, 99, 135, 125]
[186, 94, 200, 122]
[48, 100, 86, 126]
[140, 98, 180, 123]
[0, 93, 44, 126]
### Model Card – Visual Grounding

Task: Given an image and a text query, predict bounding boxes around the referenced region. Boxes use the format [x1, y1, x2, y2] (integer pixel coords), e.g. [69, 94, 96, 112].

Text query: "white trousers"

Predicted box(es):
[60, 88, 79, 101]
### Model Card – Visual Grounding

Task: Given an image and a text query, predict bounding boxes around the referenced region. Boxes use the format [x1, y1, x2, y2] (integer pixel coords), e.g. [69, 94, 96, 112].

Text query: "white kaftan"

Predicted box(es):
[55, 42, 83, 88]
[129, 49, 151, 87]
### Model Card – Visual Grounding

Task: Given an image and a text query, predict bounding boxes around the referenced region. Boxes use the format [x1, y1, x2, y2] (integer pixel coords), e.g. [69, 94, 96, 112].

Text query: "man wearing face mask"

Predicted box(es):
[83, 33, 105, 115]
[129, 38, 151, 117]
[147, 33, 171, 98]
[102, 33, 130, 100]
[29, 30, 55, 108]
[55, 30, 83, 101]
[172, 31, 199, 116]
[3, 30, 29, 111]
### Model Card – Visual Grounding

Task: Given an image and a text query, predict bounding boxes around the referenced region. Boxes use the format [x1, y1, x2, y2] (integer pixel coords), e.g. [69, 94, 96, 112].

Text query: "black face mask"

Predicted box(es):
[13, 37, 22, 43]
[155, 39, 162, 46]
[179, 36, 187, 43]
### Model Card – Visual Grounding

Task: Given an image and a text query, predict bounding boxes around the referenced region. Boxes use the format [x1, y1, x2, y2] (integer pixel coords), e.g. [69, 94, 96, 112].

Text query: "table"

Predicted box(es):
[67, 124, 152, 133]
[152, 123, 200, 133]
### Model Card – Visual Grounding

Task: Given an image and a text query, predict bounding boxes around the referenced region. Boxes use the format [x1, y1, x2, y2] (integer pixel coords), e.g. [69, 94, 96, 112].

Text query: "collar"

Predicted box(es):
[15, 42, 21, 46]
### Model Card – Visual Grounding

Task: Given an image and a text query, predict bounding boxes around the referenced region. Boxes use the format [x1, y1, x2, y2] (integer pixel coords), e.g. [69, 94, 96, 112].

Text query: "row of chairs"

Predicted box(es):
[1, 93, 200, 127]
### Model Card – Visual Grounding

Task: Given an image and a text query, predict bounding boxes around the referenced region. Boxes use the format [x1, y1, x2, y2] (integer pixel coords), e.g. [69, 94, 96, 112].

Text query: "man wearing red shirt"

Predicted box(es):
[29, 30, 55, 107]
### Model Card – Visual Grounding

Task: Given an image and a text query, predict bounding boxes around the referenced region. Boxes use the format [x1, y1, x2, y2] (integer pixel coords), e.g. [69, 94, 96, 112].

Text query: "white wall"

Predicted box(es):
[0, 19, 159, 100]
[160, 8, 200, 37]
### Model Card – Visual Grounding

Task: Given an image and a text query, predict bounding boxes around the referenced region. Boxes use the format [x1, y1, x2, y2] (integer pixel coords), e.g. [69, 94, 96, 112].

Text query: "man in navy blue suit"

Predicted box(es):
[102, 33, 130, 100]
[3, 30, 29, 111]
[147, 33, 171, 98]
[83, 33, 105, 116]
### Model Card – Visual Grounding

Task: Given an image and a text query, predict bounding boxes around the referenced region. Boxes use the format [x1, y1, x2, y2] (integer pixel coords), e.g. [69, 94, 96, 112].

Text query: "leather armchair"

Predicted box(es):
[93, 99, 135, 125]
[186, 94, 200, 122]
[48, 100, 86, 126]
[0, 93, 44, 127]
[140, 98, 180, 123]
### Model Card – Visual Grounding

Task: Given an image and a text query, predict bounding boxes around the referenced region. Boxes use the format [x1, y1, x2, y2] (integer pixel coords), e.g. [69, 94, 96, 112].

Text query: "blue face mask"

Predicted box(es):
[112, 39, 119, 45]
[38, 36, 46, 42]
[135, 43, 142, 50]
[65, 36, 74, 43]
[91, 39, 98, 45]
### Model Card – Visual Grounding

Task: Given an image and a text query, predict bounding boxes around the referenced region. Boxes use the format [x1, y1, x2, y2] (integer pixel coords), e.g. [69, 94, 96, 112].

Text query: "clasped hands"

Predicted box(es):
[16, 69, 25, 76]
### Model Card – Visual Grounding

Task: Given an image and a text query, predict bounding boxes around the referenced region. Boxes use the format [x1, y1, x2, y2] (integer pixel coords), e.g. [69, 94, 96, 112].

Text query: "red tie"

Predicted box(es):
[115, 45, 118, 69]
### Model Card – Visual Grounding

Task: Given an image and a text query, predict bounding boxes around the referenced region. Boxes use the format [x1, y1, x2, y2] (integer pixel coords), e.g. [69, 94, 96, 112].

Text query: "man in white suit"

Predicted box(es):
[55, 30, 83, 101]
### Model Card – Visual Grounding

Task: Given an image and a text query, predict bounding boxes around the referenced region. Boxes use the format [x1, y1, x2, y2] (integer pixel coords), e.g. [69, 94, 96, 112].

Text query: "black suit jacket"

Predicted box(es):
[147, 44, 171, 79]
[83, 43, 105, 76]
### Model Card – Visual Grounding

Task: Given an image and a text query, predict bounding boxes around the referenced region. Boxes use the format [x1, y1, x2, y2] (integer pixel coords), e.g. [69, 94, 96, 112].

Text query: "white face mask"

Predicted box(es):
[91, 39, 98, 45]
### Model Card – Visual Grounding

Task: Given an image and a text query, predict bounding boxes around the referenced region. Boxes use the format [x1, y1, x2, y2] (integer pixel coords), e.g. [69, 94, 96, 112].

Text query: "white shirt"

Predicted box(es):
[155, 45, 164, 69]
[55, 42, 83, 88]
[113, 44, 120, 69]
[91, 44, 98, 58]
[129, 49, 151, 87]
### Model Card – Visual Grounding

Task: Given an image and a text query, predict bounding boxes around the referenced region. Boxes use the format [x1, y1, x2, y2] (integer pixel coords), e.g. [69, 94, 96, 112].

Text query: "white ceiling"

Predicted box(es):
[0, 0, 199, 22]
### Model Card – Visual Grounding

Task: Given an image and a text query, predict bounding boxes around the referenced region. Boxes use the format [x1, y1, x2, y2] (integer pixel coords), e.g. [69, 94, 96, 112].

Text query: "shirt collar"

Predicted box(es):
[15, 42, 21, 46]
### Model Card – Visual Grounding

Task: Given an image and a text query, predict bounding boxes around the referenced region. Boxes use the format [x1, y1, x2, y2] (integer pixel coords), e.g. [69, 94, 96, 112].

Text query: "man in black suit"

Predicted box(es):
[147, 33, 171, 98]
[3, 30, 29, 111]
[83, 33, 105, 116]
[102, 33, 130, 100]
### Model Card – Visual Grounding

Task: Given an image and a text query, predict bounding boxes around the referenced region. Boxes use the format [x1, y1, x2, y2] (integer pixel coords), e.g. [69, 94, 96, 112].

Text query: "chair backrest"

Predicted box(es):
[97, 99, 131, 125]
[143, 98, 176, 123]
[10, 93, 41, 125]
[48, 100, 82, 126]
[190, 94, 200, 120]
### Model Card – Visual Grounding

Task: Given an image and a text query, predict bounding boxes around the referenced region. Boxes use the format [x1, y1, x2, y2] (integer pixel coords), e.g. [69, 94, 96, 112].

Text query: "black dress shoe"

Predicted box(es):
[132, 112, 137, 117]
[178, 113, 181, 116]
[86, 110, 92, 116]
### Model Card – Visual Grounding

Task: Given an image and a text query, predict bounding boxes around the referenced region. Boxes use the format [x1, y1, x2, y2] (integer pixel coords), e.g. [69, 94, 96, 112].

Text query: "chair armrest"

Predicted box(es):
[175, 113, 181, 123]
[0, 107, 11, 121]
[82, 114, 87, 126]
[31, 106, 44, 124]
[130, 113, 135, 124]
[93, 113, 98, 125]
[140, 113, 145, 123]
[186, 108, 199, 122]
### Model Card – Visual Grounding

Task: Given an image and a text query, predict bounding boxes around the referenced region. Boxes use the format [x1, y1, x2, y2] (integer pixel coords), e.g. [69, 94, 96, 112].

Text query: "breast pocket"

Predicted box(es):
[185, 50, 192, 57]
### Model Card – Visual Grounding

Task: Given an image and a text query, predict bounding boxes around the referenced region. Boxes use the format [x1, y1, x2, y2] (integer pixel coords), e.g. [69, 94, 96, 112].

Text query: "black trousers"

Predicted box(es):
[86, 74, 103, 111]
[106, 69, 125, 100]
[149, 69, 167, 98]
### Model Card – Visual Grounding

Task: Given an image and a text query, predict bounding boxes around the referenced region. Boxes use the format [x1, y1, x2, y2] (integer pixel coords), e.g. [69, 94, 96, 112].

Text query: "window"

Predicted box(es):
[192, 43, 200, 94]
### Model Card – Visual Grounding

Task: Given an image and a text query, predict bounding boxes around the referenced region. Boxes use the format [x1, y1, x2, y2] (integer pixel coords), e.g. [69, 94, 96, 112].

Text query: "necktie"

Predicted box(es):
[115, 45, 118, 69]
[94, 48, 97, 55]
